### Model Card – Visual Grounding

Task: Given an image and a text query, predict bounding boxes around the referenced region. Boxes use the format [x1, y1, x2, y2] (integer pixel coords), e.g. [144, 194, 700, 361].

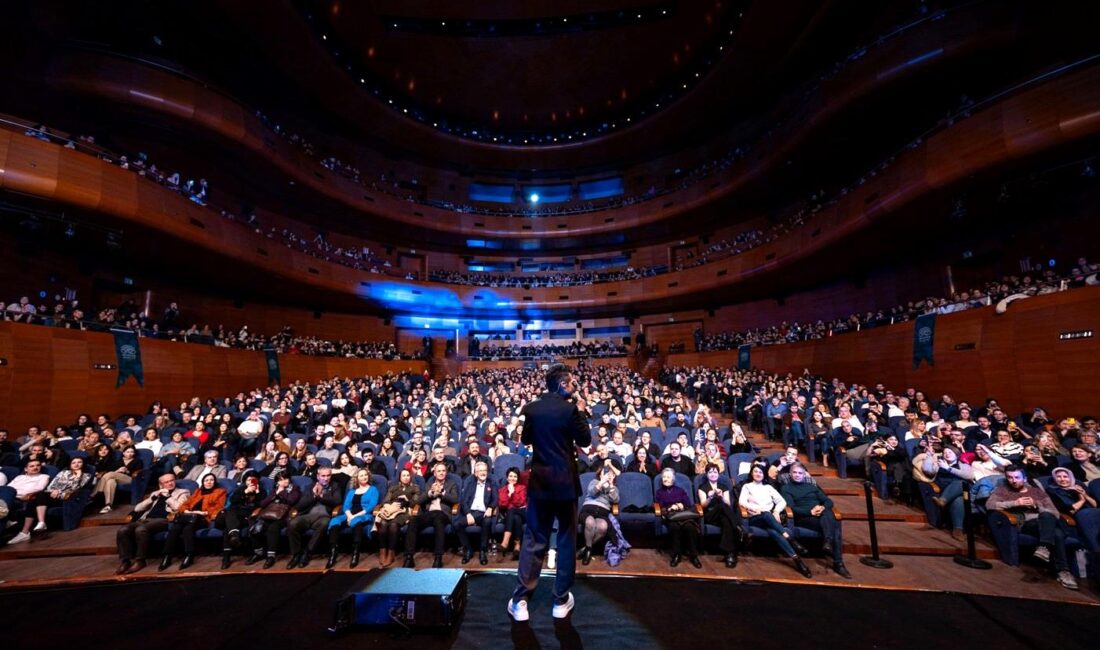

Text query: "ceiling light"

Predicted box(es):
[529, 193, 540, 203]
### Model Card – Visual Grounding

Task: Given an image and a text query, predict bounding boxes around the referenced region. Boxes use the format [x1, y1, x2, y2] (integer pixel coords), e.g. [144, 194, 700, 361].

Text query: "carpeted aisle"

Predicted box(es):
[5, 570, 1096, 649]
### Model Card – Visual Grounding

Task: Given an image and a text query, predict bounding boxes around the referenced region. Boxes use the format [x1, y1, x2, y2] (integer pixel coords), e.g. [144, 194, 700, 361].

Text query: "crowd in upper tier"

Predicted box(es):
[697, 255, 1099, 351]
[0, 294, 420, 360]
[467, 340, 629, 359]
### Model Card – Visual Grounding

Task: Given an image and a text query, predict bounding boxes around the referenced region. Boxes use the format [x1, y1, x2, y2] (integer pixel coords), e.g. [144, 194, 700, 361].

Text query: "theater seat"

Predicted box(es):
[986, 510, 1084, 576]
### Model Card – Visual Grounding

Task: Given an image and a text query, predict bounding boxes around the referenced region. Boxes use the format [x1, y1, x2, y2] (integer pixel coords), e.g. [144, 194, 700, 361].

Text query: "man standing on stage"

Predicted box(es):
[508, 364, 591, 622]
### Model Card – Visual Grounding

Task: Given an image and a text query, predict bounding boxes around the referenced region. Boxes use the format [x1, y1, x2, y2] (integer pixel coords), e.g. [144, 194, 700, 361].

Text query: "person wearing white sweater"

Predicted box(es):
[738, 465, 811, 577]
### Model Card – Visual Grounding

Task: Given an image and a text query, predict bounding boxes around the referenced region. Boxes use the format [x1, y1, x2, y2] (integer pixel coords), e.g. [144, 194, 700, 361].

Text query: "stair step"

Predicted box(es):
[841, 520, 998, 559]
[0, 526, 118, 559]
[829, 495, 926, 523]
[79, 506, 134, 528]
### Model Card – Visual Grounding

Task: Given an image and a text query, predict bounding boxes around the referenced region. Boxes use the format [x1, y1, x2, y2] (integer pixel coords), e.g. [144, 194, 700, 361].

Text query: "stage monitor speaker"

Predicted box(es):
[331, 568, 467, 633]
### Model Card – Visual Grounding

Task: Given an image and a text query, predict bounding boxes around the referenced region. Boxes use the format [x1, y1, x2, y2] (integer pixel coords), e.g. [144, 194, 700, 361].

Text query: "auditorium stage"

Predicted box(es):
[5, 570, 1097, 649]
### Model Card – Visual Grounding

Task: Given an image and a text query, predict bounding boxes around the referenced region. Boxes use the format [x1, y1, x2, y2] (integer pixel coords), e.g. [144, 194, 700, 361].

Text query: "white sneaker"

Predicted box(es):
[547, 549, 557, 570]
[1032, 545, 1051, 563]
[99, 505, 113, 514]
[32, 521, 47, 532]
[9, 532, 30, 544]
[552, 592, 575, 619]
[507, 598, 529, 622]
[1057, 570, 1079, 590]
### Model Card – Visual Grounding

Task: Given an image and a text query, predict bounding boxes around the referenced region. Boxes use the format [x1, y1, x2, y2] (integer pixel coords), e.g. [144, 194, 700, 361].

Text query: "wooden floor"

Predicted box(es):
[1, 428, 1096, 605]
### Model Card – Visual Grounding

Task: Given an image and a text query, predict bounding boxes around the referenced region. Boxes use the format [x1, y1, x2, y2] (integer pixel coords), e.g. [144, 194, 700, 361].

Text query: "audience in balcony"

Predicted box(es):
[469, 340, 628, 359]
[3, 293, 422, 360]
[696, 255, 1096, 352]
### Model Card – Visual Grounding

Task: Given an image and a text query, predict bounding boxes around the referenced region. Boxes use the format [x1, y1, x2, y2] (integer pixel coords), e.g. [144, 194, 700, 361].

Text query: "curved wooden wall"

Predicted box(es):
[666, 286, 1100, 418]
[0, 322, 428, 434]
[43, 1, 1017, 240]
[5, 62, 1099, 318]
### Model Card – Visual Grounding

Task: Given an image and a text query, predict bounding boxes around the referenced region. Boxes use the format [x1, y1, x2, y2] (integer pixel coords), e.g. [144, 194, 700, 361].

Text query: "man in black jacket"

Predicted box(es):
[404, 463, 460, 568]
[660, 441, 695, 477]
[509, 364, 591, 622]
[286, 467, 343, 569]
[453, 461, 497, 565]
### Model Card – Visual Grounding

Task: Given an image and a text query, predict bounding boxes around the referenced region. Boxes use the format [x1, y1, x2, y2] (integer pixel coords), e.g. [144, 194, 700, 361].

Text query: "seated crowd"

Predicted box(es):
[661, 365, 1100, 590]
[697, 255, 1099, 351]
[1, 365, 851, 580]
[468, 340, 629, 359]
[0, 294, 420, 360]
[429, 266, 661, 288]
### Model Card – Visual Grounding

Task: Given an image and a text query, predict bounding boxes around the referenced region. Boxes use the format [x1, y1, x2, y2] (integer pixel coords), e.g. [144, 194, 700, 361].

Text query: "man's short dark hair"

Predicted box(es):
[545, 364, 572, 391]
[1004, 464, 1026, 477]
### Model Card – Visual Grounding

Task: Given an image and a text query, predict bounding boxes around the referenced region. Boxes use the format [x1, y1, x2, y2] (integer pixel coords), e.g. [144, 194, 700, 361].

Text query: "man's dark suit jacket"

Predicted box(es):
[521, 392, 592, 501]
[458, 476, 499, 515]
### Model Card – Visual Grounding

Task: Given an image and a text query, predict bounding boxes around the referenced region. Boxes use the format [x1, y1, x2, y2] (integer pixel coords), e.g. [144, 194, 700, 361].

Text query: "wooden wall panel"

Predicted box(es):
[0, 322, 428, 433]
[644, 320, 701, 352]
[667, 286, 1100, 417]
[1, 133, 58, 196]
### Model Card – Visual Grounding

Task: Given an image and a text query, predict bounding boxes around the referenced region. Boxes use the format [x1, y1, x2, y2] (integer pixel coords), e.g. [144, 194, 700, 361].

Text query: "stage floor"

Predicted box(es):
[6, 570, 1098, 649]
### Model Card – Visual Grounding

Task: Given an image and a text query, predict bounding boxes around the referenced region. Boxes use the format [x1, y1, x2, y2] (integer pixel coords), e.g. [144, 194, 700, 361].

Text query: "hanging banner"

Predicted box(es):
[913, 313, 936, 368]
[738, 344, 751, 370]
[265, 348, 281, 384]
[111, 328, 144, 387]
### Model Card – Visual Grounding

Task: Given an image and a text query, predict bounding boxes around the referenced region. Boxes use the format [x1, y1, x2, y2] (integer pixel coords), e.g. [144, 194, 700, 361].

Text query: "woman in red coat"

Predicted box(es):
[497, 467, 527, 561]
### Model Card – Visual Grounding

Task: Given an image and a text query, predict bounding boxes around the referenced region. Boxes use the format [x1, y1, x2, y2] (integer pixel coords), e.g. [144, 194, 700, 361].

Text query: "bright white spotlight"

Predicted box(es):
[529, 193, 540, 203]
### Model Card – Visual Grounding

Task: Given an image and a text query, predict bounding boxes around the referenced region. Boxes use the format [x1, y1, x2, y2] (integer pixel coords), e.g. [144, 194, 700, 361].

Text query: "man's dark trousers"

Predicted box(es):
[513, 497, 577, 603]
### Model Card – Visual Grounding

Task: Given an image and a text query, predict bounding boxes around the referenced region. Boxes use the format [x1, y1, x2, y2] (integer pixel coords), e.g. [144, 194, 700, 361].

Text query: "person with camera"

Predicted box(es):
[160, 472, 227, 570]
[986, 465, 1077, 590]
[115, 473, 190, 574]
[404, 462, 460, 568]
[866, 433, 908, 502]
[218, 473, 266, 568]
[577, 462, 620, 566]
[921, 445, 974, 539]
[245, 473, 300, 569]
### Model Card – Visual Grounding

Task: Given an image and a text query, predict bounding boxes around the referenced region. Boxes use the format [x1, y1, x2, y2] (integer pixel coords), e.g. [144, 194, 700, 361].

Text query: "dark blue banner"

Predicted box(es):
[913, 313, 936, 368]
[111, 328, 144, 387]
[738, 344, 751, 370]
[265, 348, 281, 384]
